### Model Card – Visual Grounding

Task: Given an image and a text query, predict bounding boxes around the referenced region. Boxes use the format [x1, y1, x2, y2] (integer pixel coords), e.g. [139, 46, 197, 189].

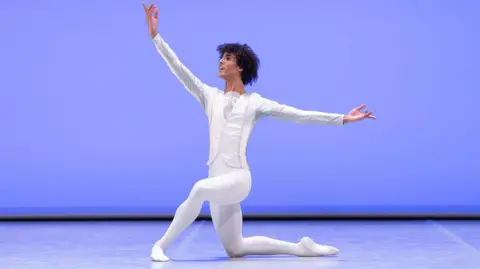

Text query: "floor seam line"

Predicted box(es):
[427, 220, 480, 257]
[171, 220, 206, 256]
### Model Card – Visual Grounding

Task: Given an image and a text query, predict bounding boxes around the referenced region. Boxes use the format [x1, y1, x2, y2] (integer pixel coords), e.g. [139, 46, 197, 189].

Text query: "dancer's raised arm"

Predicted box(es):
[143, 3, 216, 109]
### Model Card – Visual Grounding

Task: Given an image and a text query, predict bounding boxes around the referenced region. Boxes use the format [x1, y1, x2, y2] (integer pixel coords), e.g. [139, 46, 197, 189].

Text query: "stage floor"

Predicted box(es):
[1, 220, 479, 269]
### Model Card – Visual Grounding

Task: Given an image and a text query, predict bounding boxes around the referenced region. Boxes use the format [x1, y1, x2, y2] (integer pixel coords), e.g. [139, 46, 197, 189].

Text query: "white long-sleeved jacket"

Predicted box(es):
[152, 34, 345, 170]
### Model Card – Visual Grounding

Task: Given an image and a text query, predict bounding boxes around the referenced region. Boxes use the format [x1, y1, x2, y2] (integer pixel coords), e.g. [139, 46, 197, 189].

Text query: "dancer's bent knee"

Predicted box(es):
[224, 241, 246, 258]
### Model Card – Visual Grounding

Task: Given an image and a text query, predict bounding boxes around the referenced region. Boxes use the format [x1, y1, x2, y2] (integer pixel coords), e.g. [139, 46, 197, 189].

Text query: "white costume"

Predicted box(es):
[150, 33, 344, 261]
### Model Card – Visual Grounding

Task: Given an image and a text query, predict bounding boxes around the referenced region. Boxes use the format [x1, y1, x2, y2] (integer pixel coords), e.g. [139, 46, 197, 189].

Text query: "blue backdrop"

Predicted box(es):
[1, 0, 479, 216]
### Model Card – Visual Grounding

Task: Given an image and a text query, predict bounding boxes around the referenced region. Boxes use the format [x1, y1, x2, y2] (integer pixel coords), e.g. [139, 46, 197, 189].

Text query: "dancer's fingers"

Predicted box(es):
[356, 104, 367, 111]
[148, 3, 155, 13]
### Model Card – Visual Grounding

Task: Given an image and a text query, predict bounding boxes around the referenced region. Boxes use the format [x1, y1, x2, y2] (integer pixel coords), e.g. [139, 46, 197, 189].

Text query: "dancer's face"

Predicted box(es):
[218, 53, 242, 81]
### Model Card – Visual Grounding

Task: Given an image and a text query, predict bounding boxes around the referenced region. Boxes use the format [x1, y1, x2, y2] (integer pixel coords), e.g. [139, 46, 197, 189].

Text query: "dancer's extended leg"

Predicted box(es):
[151, 169, 251, 262]
[210, 203, 340, 258]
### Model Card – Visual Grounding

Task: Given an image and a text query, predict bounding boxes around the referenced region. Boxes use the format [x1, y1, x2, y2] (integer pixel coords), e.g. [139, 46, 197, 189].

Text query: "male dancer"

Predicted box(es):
[142, 3, 376, 262]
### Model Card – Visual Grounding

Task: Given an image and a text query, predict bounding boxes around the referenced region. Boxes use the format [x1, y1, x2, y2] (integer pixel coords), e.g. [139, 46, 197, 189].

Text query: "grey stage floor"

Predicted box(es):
[0, 220, 479, 268]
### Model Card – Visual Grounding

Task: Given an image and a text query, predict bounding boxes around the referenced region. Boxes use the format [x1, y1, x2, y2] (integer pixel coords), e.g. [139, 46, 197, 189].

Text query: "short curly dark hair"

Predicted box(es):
[217, 43, 260, 86]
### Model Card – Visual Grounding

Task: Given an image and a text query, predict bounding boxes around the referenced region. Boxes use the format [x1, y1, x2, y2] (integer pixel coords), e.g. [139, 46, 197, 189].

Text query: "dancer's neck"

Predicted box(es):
[224, 77, 245, 95]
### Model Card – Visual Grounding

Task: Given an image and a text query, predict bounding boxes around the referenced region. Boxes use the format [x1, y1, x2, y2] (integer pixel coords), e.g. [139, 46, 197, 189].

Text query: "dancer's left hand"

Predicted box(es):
[344, 104, 376, 123]
[142, 2, 158, 39]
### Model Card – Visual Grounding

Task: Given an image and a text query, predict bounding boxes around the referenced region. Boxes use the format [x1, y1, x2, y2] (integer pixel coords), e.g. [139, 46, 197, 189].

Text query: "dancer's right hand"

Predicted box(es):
[142, 2, 158, 39]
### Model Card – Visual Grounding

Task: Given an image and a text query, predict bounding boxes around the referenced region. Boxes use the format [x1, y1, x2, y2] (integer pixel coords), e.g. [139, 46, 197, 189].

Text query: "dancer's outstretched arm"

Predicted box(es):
[143, 3, 216, 109]
[256, 96, 376, 125]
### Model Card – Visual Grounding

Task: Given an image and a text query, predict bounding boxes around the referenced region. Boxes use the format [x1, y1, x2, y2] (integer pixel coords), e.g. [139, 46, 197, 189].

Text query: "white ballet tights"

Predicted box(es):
[151, 160, 339, 261]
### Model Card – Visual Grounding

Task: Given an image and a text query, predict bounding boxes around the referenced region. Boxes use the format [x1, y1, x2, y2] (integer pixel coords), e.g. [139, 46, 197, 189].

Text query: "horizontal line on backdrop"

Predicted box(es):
[1, 213, 479, 221]
[2, 206, 480, 215]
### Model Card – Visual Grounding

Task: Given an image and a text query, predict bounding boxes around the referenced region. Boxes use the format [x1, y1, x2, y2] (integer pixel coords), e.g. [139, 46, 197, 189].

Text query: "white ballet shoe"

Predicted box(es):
[151, 244, 170, 262]
[299, 237, 339, 256]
